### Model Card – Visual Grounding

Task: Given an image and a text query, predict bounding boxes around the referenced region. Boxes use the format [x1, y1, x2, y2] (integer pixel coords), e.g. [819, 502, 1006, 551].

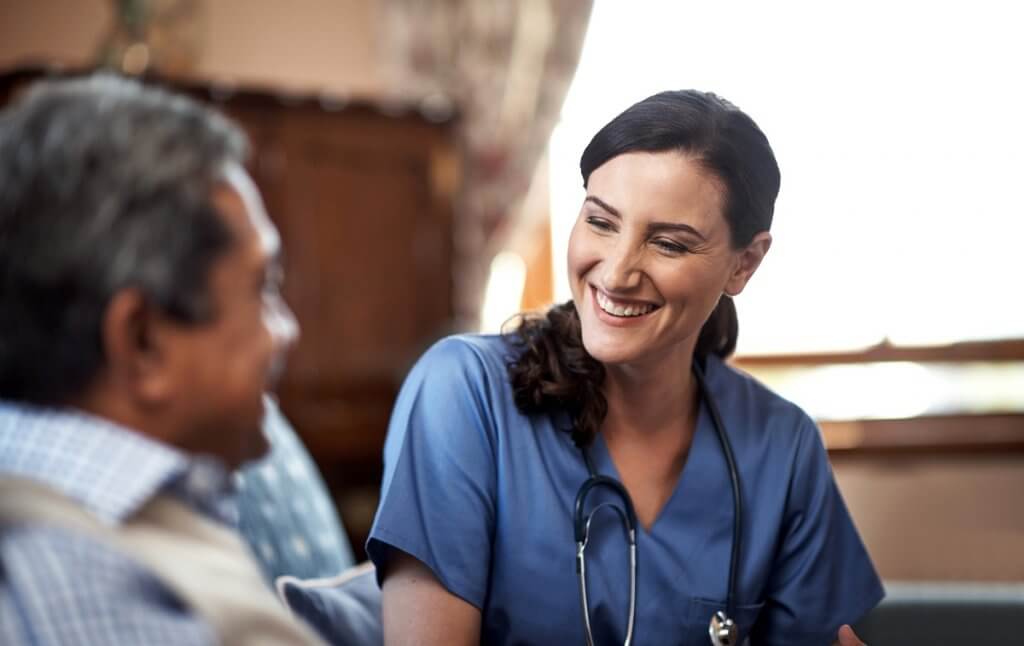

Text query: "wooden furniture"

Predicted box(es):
[0, 67, 460, 556]
[218, 83, 459, 557]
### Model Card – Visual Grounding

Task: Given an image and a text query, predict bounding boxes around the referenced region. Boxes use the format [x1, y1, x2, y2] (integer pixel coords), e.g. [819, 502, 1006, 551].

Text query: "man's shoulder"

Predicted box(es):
[0, 523, 214, 645]
[3, 522, 135, 572]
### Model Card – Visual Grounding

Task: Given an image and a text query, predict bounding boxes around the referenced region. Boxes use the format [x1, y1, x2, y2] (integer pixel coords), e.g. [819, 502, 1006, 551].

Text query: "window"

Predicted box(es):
[550, 0, 1024, 355]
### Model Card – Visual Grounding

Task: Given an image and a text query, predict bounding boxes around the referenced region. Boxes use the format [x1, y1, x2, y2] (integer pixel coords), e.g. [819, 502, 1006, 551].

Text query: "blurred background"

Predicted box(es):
[1, 0, 1021, 585]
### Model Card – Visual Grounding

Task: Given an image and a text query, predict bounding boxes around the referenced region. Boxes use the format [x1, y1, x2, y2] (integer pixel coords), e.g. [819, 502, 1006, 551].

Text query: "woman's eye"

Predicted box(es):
[654, 239, 688, 255]
[585, 215, 614, 231]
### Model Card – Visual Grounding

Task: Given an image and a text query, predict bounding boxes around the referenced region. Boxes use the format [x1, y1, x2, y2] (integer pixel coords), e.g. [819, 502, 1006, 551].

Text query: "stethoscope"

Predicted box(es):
[574, 360, 743, 646]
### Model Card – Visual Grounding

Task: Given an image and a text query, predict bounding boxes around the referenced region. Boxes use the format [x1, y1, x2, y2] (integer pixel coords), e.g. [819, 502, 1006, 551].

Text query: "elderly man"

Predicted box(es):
[0, 75, 325, 645]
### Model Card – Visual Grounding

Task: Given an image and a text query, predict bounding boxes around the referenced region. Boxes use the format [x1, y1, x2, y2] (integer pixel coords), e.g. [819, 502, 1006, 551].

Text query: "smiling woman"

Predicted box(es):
[568, 151, 766, 370]
[369, 90, 880, 646]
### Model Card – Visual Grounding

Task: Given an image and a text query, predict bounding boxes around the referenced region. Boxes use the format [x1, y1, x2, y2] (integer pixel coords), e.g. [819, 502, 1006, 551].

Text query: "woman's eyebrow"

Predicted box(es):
[646, 221, 707, 241]
[586, 194, 708, 241]
[584, 195, 621, 217]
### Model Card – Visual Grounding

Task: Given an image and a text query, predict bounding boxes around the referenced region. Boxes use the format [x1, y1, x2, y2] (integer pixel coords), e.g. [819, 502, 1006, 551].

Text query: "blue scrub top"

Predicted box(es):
[368, 335, 884, 645]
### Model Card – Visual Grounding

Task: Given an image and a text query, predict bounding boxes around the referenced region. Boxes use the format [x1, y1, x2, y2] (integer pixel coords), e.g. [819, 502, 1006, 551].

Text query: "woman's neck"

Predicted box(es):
[601, 347, 700, 442]
[598, 346, 703, 530]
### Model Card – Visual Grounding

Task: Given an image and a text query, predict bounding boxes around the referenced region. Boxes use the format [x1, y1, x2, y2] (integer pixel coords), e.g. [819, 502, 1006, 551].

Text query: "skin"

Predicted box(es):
[382, 552, 480, 646]
[383, 151, 865, 645]
[75, 164, 298, 470]
[836, 624, 867, 646]
[567, 151, 769, 530]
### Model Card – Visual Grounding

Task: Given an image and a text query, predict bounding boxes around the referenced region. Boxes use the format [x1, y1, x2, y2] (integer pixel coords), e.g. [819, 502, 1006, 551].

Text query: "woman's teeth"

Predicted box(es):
[596, 291, 656, 317]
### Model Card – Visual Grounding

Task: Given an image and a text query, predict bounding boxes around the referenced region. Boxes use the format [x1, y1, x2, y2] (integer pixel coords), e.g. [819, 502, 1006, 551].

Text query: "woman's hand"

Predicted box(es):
[832, 624, 866, 645]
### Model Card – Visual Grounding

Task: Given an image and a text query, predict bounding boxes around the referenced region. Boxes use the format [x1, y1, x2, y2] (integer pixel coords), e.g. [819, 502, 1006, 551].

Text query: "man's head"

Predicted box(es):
[0, 74, 297, 467]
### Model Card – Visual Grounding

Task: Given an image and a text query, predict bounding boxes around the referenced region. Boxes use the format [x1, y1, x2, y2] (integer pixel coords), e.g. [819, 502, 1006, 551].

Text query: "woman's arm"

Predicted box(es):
[369, 338, 503, 643]
[381, 551, 481, 646]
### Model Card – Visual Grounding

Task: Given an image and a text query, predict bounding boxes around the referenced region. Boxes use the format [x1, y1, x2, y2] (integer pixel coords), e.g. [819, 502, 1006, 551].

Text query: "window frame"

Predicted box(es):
[733, 339, 1024, 455]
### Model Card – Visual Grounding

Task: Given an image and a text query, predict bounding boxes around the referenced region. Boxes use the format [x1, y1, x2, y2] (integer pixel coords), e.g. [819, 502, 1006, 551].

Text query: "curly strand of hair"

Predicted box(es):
[505, 301, 606, 447]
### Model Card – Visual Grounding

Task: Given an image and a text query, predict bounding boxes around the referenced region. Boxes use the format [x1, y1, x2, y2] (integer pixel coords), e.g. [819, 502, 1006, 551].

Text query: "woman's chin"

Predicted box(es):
[580, 332, 643, 366]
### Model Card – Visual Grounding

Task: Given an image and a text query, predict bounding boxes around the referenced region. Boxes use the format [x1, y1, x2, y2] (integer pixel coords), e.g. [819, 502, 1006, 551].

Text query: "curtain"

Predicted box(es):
[379, 0, 593, 326]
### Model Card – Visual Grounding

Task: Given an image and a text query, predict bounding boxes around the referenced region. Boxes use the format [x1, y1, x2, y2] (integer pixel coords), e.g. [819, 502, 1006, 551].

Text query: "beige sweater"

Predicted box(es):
[0, 476, 327, 646]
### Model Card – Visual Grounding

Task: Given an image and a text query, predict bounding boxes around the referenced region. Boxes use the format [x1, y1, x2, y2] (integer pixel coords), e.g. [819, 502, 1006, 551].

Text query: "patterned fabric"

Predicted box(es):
[236, 399, 354, 582]
[276, 562, 382, 646]
[0, 401, 232, 646]
[379, 0, 594, 323]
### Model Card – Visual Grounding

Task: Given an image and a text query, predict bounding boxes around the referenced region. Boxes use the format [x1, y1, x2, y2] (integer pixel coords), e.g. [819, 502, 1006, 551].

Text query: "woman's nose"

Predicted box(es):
[600, 242, 643, 291]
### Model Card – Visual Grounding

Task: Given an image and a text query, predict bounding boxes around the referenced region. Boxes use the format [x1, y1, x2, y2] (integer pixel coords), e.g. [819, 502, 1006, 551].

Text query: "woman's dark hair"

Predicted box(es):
[507, 90, 781, 446]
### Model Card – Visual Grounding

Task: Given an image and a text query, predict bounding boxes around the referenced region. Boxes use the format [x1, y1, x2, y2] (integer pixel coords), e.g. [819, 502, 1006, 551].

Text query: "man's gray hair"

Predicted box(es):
[0, 73, 249, 404]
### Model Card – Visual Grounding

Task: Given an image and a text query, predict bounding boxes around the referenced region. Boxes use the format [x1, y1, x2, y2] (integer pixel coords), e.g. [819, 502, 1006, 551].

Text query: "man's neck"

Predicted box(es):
[70, 383, 196, 459]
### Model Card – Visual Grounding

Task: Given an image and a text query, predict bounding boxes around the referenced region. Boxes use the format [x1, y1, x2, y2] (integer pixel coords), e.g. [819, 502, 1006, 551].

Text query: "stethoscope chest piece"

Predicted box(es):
[708, 610, 737, 646]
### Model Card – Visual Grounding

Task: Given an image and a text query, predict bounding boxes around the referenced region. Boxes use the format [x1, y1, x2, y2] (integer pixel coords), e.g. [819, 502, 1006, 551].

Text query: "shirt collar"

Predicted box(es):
[0, 401, 235, 525]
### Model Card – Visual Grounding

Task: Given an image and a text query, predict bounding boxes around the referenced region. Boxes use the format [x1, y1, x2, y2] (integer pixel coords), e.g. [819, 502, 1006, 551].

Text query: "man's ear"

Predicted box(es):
[102, 289, 176, 405]
[724, 231, 772, 297]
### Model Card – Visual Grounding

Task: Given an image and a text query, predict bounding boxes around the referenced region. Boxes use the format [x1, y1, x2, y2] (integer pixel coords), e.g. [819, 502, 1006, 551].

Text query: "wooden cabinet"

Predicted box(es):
[222, 94, 459, 554]
[220, 99, 457, 440]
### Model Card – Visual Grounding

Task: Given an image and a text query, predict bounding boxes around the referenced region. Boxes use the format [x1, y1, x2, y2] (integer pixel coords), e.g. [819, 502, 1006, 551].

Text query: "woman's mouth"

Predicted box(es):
[593, 288, 659, 318]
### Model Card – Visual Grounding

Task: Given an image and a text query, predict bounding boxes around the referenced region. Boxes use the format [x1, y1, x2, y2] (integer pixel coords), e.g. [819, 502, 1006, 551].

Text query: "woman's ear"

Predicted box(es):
[102, 289, 175, 405]
[724, 231, 772, 296]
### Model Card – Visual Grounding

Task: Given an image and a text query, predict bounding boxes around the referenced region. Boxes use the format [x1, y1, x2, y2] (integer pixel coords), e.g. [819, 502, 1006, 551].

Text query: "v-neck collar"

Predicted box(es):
[587, 380, 715, 536]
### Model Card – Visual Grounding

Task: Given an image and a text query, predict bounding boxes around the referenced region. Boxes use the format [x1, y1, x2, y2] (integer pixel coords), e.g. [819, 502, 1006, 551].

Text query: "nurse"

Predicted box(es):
[368, 90, 884, 645]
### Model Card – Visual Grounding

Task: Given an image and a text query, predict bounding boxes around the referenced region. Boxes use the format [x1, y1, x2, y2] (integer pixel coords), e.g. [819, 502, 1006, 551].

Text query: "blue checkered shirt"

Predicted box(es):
[0, 401, 239, 646]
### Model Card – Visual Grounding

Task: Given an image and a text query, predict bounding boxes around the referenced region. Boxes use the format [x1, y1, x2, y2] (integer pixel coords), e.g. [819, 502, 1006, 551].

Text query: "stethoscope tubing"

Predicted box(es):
[575, 477, 638, 646]
[576, 529, 637, 646]
[574, 360, 743, 645]
[693, 361, 743, 621]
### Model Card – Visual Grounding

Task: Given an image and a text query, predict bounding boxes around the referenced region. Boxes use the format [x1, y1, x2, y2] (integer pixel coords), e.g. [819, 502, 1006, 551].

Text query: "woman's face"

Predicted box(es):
[567, 151, 768, 369]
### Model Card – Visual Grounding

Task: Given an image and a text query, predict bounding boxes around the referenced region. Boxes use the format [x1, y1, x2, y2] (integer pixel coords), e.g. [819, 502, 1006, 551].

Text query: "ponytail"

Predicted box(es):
[695, 294, 738, 360]
[506, 302, 605, 447]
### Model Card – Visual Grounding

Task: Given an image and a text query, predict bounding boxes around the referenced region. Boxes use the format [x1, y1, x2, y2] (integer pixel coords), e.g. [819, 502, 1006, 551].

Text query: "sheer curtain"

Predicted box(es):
[379, 0, 593, 327]
[550, 0, 1024, 355]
